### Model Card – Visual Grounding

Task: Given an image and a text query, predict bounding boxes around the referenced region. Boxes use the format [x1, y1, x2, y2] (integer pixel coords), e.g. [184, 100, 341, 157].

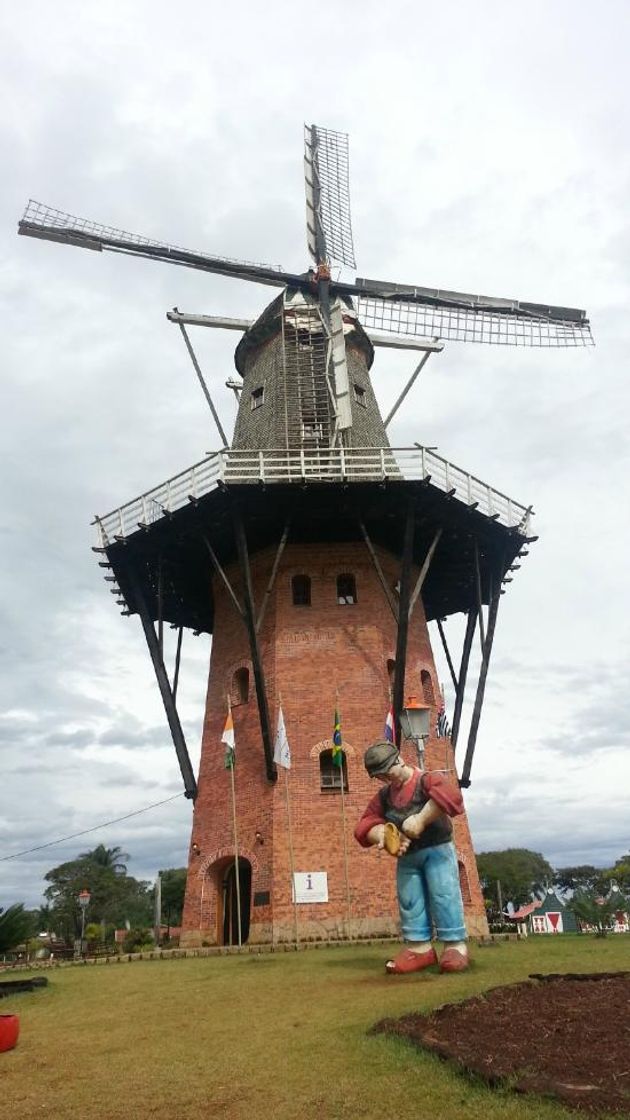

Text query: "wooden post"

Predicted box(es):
[460, 570, 503, 787]
[451, 605, 477, 750]
[474, 540, 486, 652]
[127, 567, 197, 800]
[392, 501, 415, 746]
[231, 501, 277, 783]
[408, 527, 442, 621]
[436, 618, 458, 692]
[359, 517, 398, 621]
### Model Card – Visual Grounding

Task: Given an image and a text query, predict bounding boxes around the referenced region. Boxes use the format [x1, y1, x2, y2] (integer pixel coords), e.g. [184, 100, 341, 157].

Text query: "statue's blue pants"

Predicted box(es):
[396, 840, 467, 942]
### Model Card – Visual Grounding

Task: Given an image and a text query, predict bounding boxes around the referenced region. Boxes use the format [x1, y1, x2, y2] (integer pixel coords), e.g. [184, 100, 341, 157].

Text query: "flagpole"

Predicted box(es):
[335, 691, 352, 931]
[229, 760, 243, 949]
[339, 763, 352, 929]
[225, 694, 242, 949]
[276, 694, 299, 948]
[284, 767, 300, 948]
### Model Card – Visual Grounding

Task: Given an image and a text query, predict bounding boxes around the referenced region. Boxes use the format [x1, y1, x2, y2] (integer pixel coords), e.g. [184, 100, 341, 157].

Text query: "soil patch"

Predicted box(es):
[373, 971, 630, 1115]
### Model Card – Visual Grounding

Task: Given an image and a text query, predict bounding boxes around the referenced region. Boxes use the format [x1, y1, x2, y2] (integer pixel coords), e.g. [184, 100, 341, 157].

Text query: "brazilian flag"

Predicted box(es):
[332, 707, 343, 767]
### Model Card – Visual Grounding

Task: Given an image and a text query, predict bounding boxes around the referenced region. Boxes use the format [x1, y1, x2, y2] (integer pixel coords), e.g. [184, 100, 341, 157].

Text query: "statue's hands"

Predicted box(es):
[367, 824, 386, 849]
[401, 813, 425, 840]
[396, 835, 412, 857]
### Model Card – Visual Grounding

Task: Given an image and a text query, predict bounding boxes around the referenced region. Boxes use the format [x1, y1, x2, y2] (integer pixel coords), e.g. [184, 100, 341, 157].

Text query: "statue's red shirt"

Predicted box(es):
[354, 767, 464, 848]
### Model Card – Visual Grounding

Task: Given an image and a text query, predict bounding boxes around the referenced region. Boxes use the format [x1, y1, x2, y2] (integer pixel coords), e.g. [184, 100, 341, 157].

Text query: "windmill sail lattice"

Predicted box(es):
[304, 125, 356, 268]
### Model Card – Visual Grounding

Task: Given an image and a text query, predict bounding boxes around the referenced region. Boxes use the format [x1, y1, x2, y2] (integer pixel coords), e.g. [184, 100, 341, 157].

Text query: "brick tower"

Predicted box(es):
[174, 291, 491, 944]
[21, 126, 590, 949]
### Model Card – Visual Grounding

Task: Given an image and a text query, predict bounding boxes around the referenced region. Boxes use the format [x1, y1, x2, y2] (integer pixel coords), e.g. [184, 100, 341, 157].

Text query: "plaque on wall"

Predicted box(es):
[253, 891, 270, 907]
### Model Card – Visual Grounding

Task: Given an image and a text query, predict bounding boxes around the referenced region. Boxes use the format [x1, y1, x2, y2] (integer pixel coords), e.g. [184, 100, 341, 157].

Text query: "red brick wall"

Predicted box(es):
[181, 541, 488, 945]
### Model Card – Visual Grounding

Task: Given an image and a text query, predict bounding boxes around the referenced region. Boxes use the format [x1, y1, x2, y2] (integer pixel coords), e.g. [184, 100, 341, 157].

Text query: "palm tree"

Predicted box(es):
[569, 891, 617, 937]
[0, 904, 33, 953]
[79, 845, 129, 875]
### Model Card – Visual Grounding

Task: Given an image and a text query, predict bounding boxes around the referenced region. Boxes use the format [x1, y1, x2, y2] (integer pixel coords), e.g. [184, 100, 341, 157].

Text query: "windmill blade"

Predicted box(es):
[18, 200, 299, 290]
[304, 125, 356, 269]
[346, 277, 593, 347]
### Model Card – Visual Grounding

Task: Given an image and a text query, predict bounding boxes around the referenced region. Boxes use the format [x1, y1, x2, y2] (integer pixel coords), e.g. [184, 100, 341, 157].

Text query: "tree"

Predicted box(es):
[604, 853, 630, 892]
[476, 848, 554, 908]
[569, 891, 617, 937]
[0, 904, 34, 953]
[159, 868, 187, 934]
[554, 865, 607, 895]
[44, 851, 152, 941]
[79, 845, 129, 875]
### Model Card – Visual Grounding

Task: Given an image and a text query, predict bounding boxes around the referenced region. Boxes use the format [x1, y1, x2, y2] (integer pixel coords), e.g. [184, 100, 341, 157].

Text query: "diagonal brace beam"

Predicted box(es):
[231, 502, 277, 783]
[128, 568, 197, 800]
[392, 501, 415, 747]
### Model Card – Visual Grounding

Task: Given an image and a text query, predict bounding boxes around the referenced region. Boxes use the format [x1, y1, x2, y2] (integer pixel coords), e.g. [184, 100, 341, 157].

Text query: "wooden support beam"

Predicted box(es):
[202, 535, 245, 619]
[177, 320, 229, 448]
[451, 606, 477, 749]
[172, 626, 183, 702]
[256, 519, 290, 633]
[474, 540, 486, 652]
[436, 617, 458, 692]
[460, 568, 503, 788]
[392, 501, 415, 748]
[358, 517, 398, 621]
[157, 557, 163, 658]
[231, 502, 277, 783]
[408, 527, 442, 621]
[127, 569, 197, 800]
[383, 347, 436, 429]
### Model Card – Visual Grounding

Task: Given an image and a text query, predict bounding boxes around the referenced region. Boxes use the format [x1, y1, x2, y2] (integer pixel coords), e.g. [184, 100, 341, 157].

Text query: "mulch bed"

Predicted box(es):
[373, 971, 630, 1115]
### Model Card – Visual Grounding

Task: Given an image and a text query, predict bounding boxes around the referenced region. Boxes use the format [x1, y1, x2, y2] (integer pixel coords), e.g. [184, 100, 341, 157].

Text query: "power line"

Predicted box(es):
[0, 792, 186, 863]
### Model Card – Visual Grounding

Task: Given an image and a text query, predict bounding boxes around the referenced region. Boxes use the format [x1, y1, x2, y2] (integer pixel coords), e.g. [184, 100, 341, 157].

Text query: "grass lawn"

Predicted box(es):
[1, 936, 628, 1119]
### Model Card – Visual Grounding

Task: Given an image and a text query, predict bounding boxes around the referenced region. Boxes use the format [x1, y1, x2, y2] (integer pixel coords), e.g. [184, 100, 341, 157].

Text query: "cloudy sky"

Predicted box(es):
[1, 1, 628, 907]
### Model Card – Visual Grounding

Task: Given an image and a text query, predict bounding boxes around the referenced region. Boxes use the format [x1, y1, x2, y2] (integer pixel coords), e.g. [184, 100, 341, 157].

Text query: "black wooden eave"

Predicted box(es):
[102, 479, 529, 632]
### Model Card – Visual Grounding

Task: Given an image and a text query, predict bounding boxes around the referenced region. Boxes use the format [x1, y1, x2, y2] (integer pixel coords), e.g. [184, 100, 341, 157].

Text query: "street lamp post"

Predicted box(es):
[399, 695, 431, 769]
[78, 888, 91, 959]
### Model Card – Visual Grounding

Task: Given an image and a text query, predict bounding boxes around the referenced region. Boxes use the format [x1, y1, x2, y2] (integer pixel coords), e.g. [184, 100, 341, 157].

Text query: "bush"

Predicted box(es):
[121, 927, 154, 953]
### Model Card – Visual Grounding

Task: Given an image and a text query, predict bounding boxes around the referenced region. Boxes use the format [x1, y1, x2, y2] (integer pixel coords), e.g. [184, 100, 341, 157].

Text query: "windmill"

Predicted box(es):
[18, 126, 592, 946]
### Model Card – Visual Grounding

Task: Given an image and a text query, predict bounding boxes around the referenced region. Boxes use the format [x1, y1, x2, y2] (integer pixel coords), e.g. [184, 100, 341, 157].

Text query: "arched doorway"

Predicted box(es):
[221, 858, 252, 946]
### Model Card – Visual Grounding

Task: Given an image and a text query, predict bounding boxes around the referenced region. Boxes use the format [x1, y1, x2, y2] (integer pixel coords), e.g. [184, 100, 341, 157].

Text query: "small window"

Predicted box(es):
[251, 386, 264, 410]
[353, 383, 367, 407]
[292, 574, 311, 606]
[319, 749, 348, 793]
[231, 667, 249, 705]
[387, 659, 396, 692]
[421, 669, 435, 706]
[337, 573, 357, 605]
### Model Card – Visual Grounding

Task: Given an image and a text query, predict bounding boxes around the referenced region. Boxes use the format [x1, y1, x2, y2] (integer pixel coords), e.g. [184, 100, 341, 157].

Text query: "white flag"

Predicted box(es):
[273, 705, 291, 769]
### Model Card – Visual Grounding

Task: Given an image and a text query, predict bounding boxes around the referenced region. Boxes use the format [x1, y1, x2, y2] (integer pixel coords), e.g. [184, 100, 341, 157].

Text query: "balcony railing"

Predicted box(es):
[94, 447, 531, 545]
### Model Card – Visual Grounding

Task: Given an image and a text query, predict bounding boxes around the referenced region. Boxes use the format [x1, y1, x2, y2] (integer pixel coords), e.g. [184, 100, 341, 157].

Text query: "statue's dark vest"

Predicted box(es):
[378, 773, 452, 851]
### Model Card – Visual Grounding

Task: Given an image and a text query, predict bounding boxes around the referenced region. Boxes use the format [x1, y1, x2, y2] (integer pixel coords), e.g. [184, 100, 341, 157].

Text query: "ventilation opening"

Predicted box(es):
[421, 669, 435, 706]
[291, 574, 311, 606]
[231, 667, 249, 705]
[319, 749, 348, 793]
[337, 573, 357, 605]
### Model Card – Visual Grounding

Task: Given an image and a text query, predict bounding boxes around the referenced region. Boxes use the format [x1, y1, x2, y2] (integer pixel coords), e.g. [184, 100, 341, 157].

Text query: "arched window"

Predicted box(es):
[231, 667, 249, 705]
[421, 669, 435, 706]
[387, 659, 396, 693]
[292, 574, 311, 606]
[337, 573, 357, 605]
[458, 860, 472, 905]
[319, 749, 349, 793]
